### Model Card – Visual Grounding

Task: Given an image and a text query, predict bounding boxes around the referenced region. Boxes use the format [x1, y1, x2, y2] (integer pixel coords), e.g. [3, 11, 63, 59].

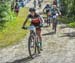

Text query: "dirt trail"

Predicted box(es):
[0, 0, 75, 63]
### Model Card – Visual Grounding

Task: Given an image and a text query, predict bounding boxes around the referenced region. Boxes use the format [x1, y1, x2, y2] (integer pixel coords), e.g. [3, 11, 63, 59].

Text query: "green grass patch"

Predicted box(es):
[58, 17, 73, 24]
[68, 22, 75, 28]
[58, 16, 75, 28]
[0, 7, 30, 48]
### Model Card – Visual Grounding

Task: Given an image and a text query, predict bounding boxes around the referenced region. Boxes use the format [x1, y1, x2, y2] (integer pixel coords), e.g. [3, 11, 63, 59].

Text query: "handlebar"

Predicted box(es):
[22, 24, 47, 30]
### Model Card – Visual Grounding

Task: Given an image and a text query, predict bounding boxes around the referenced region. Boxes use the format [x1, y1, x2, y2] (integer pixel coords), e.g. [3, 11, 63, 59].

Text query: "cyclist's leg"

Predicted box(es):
[48, 16, 51, 26]
[54, 18, 58, 32]
[36, 28, 42, 50]
[52, 18, 57, 32]
[52, 18, 55, 30]
[47, 16, 48, 26]
[47, 14, 49, 26]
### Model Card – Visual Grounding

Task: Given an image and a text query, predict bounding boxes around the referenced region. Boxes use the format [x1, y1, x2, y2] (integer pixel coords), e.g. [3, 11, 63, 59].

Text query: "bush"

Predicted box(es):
[0, 2, 16, 30]
[0, 7, 29, 48]
[58, 16, 75, 24]
[68, 22, 75, 28]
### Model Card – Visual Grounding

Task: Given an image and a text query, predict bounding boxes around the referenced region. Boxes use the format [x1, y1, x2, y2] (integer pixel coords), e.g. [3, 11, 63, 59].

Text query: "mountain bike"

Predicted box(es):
[23, 26, 42, 58]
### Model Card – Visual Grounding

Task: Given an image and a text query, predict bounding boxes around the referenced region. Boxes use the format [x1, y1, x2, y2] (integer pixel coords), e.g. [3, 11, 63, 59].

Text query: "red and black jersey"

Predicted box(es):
[27, 13, 42, 26]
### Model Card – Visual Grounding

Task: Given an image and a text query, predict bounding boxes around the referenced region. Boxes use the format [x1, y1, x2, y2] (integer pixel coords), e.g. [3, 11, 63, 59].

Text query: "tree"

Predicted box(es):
[60, 0, 75, 17]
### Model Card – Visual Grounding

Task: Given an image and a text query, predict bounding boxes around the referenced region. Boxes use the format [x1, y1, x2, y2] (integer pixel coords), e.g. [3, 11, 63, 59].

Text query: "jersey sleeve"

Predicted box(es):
[24, 14, 30, 22]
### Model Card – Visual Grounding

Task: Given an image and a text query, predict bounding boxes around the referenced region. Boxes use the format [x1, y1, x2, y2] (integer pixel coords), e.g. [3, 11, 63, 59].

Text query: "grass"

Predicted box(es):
[58, 16, 75, 27]
[0, 7, 30, 48]
[68, 22, 75, 28]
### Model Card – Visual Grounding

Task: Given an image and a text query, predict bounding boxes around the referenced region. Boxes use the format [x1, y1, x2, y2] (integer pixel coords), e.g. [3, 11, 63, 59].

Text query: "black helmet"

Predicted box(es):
[46, 4, 50, 7]
[29, 8, 35, 12]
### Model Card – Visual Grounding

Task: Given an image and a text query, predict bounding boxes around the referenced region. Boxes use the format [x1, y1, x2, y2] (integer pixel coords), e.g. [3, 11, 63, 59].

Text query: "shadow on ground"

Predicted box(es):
[60, 32, 75, 38]
[42, 31, 55, 36]
[6, 56, 31, 63]
[6, 55, 40, 63]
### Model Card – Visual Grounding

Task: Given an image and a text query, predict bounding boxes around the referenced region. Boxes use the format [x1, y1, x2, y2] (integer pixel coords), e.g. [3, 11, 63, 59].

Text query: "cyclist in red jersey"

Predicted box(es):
[22, 8, 43, 50]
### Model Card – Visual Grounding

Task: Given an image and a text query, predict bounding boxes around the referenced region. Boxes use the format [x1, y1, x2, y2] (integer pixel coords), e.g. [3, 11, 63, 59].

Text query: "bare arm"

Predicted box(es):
[22, 16, 29, 27]
[39, 15, 44, 24]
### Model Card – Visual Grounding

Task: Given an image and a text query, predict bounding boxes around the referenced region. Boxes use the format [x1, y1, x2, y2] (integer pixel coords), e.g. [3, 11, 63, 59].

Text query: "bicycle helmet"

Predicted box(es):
[46, 4, 50, 7]
[29, 8, 36, 12]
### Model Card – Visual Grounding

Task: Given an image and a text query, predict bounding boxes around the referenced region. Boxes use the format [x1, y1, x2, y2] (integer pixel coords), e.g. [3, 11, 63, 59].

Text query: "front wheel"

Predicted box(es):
[28, 35, 40, 58]
[28, 36, 36, 58]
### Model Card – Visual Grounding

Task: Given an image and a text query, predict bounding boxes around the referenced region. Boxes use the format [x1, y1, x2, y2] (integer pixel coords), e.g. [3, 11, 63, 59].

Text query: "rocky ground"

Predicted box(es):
[0, 0, 75, 63]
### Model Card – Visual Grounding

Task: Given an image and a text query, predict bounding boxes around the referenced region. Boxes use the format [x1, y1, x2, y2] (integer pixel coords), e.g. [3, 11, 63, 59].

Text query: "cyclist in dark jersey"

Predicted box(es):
[22, 8, 43, 50]
[43, 4, 52, 26]
[51, 5, 61, 32]
[43, 4, 51, 14]
[38, 0, 41, 8]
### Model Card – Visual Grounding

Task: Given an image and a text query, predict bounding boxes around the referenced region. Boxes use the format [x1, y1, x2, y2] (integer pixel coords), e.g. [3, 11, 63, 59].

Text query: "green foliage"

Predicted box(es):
[68, 22, 75, 28]
[60, 0, 75, 17]
[60, 0, 75, 28]
[0, 8, 29, 48]
[58, 16, 75, 28]
[58, 16, 74, 24]
[0, 2, 16, 30]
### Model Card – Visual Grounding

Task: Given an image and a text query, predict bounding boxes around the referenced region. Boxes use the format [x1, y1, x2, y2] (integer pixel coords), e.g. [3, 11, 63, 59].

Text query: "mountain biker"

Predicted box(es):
[51, 5, 61, 32]
[43, 4, 52, 26]
[33, 0, 36, 8]
[43, 4, 51, 14]
[51, 5, 61, 20]
[38, 0, 41, 8]
[22, 8, 43, 50]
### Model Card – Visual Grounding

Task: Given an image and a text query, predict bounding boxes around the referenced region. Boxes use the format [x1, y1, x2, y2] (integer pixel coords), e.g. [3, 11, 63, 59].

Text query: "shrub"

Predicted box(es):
[68, 22, 75, 28]
[0, 2, 16, 30]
